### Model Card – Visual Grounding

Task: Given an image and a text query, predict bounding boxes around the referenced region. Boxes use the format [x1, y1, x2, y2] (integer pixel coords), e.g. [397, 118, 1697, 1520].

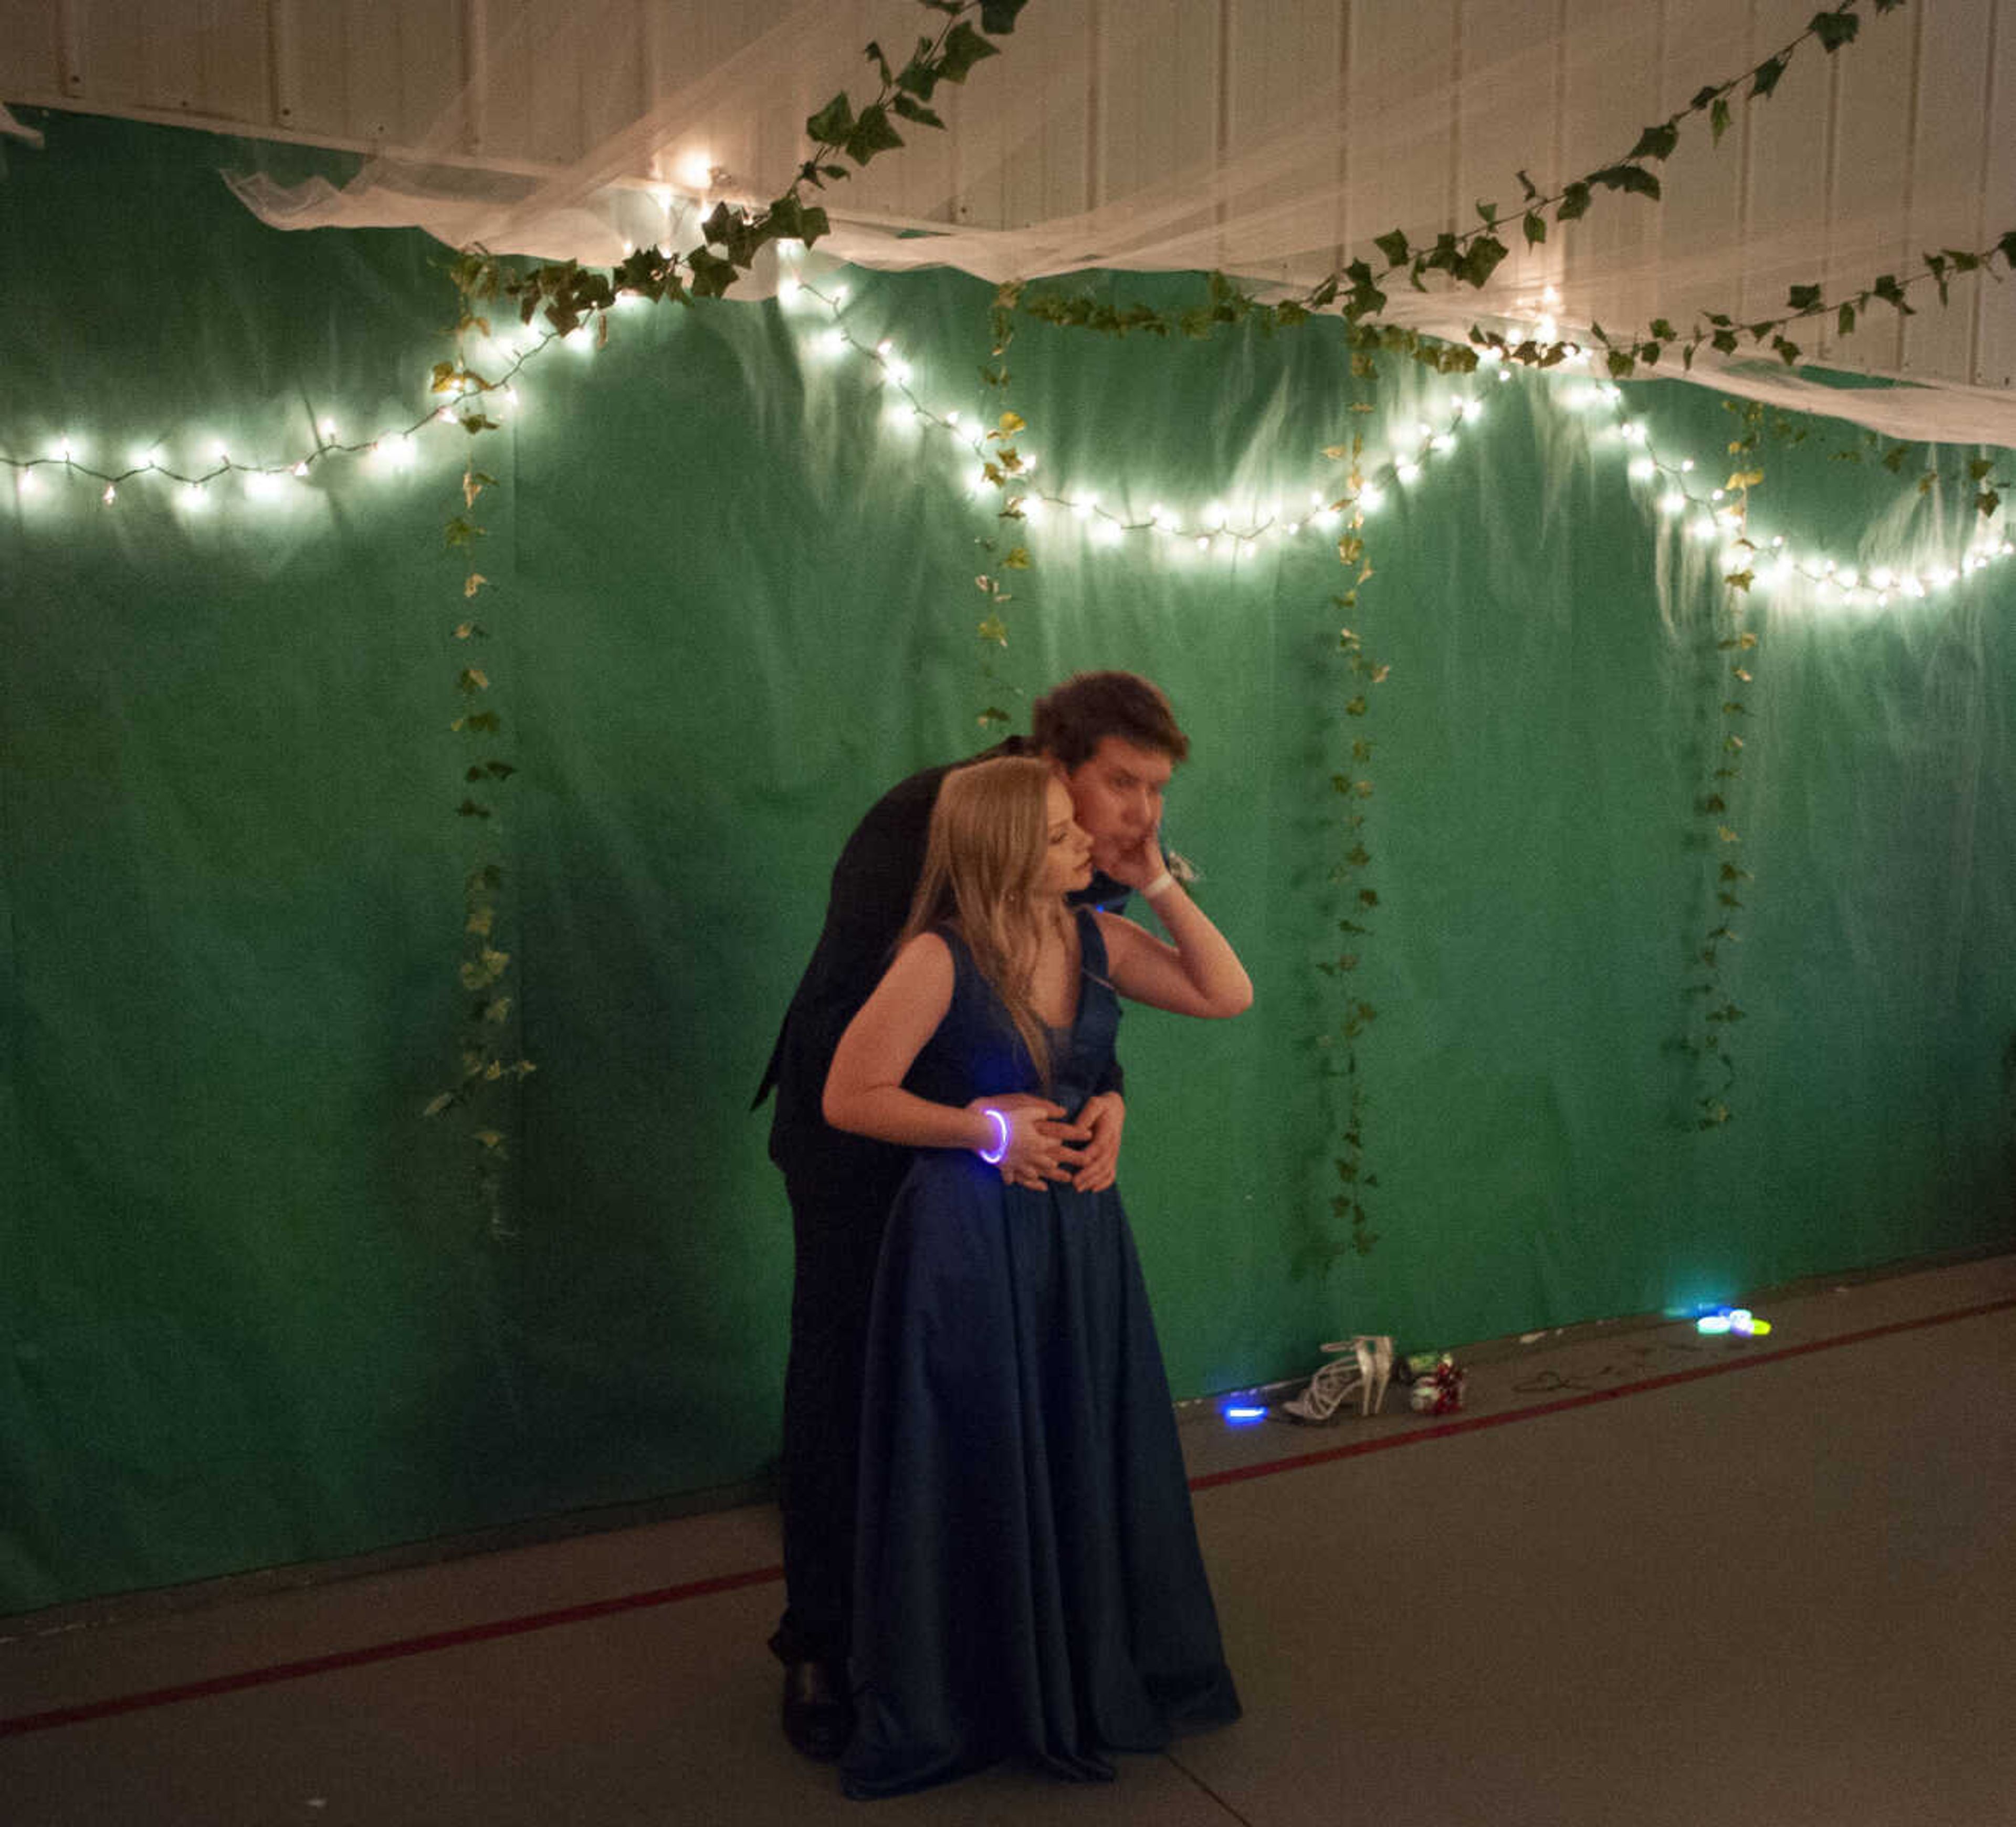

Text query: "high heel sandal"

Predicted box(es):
[1276, 1333, 1394, 1423]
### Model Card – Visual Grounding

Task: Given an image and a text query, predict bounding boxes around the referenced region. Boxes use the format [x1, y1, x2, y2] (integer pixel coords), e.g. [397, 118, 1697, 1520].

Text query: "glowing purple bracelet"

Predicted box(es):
[978, 1106, 1011, 1165]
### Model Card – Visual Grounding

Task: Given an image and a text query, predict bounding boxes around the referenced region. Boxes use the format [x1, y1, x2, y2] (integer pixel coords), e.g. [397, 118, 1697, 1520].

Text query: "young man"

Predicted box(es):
[752, 671, 1188, 1758]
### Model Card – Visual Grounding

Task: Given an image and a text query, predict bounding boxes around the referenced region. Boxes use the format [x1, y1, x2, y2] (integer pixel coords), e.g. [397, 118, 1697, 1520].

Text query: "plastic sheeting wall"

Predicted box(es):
[3, 112, 2012, 1613]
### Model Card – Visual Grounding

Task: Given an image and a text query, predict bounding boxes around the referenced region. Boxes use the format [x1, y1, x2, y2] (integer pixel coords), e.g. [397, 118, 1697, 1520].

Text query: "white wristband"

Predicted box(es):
[1142, 869, 1177, 900]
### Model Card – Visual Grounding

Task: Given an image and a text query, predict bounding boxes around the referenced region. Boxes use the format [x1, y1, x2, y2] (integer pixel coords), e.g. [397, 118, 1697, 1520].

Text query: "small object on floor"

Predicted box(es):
[780, 1656, 853, 1761]
[1697, 1306, 1772, 1337]
[1408, 1352, 1467, 1414]
[1275, 1334, 1393, 1423]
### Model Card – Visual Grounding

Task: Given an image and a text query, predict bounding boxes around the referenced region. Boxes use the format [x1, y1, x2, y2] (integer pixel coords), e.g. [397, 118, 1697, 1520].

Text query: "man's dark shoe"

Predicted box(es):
[780, 1657, 853, 1760]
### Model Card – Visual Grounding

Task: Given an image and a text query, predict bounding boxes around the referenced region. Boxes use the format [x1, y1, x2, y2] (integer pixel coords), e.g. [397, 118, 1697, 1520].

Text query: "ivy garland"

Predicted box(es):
[418, 0, 1031, 1228]
[1317, 427, 1388, 1257]
[1016, 0, 2016, 401]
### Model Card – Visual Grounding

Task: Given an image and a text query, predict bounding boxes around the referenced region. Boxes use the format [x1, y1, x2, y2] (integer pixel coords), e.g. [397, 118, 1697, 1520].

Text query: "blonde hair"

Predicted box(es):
[899, 755, 1057, 1087]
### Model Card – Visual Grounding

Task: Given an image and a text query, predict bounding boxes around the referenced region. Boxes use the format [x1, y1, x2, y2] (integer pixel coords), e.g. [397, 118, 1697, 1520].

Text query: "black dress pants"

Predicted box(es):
[772, 1158, 911, 1666]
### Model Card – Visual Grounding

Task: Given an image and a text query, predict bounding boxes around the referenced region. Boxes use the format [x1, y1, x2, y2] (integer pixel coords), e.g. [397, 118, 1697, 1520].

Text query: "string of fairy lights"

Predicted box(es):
[3, 249, 2009, 601]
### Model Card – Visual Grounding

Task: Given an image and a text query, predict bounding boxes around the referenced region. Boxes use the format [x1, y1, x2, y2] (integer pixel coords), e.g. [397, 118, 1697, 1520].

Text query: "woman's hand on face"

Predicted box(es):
[967, 1093, 1089, 1188]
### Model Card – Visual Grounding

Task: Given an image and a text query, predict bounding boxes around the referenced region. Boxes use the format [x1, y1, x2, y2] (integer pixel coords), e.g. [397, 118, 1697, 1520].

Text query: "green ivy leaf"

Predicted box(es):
[980, 0, 1028, 31]
[1751, 55, 1786, 99]
[1873, 272, 1916, 314]
[1810, 10, 1860, 52]
[1710, 96, 1731, 142]
[1556, 181, 1592, 222]
[844, 103, 905, 166]
[890, 93, 946, 129]
[687, 247, 738, 298]
[1461, 234, 1509, 288]
[1787, 282, 1823, 312]
[807, 92, 856, 146]
[937, 20, 1001, 82]
[1590, 163, 1661, 201]
[1373, 228, 1410, 268]
[1629, 121, 1681, 161]
[1522, 211, 1547, 246]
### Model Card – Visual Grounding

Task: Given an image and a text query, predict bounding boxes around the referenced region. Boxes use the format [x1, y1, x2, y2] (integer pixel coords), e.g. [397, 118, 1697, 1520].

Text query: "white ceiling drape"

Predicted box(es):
[9, 0, 2013, 446]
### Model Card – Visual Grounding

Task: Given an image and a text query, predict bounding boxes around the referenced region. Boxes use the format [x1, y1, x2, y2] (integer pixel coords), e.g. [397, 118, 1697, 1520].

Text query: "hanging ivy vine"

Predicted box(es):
[973, 280, 1033, 730]
[1314, 424, 1389, 1261]
[1013, 0, 2016, 404]
[1679, 402, 1767, 1129]
[418, 0, 1030, 1227]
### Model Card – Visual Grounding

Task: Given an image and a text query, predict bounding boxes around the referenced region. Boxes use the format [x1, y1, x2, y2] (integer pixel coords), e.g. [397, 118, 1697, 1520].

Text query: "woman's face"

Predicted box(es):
[1037, 775, 1095, 897]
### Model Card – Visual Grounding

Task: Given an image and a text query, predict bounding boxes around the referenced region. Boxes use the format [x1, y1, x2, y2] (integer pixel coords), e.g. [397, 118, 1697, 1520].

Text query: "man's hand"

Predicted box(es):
[970, 1092, 1090, 1189]
[1070, 1091, 1125, 1191]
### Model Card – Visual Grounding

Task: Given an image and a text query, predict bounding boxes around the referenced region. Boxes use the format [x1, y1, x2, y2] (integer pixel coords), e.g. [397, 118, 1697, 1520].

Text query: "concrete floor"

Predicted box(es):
[4, 1251, 2013, 1826]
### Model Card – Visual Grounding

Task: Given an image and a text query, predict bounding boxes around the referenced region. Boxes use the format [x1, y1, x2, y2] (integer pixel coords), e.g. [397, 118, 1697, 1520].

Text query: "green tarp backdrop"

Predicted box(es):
[3, 113, 2012, 1613]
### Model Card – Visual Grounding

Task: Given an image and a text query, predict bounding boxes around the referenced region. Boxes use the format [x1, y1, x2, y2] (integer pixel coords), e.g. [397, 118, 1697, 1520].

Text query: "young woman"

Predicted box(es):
[822, 754, 1252, 1798]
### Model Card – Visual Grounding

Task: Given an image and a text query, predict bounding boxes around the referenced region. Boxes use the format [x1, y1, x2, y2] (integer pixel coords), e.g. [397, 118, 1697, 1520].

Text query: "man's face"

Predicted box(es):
[1060, 736, 1174, 872]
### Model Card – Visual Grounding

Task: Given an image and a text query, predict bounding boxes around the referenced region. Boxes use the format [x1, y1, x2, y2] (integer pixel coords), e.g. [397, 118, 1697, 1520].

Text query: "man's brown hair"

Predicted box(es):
[1030, 671, 1189, 769]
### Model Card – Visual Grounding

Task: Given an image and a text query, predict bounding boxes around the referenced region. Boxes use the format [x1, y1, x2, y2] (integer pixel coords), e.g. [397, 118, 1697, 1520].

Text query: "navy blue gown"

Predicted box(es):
[842, 911, 1240, 1799]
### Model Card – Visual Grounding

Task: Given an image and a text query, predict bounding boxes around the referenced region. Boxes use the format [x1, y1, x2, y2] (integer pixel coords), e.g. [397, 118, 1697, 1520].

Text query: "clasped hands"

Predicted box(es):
[968, 1090, 1124, 1193]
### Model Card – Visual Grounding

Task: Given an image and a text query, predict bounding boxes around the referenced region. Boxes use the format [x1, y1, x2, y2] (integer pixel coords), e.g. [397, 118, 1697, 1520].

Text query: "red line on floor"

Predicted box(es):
[5, 1292, 2011, 1738]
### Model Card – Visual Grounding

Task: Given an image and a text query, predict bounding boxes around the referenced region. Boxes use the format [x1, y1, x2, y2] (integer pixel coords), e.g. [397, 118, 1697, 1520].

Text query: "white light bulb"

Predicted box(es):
[1680, 459, 1695, 472]
[1431, 435, 1455, 454]
[876, 339, 894, 358]
[1541, 284, 1561, 307]
[1093, 520, 1124, 548]
[1021, 496, 1043, 520]
[1629, 457, 1655, 481]
[101, 483, 116, 504]
[944, 410, 961, 427]
[184, 485, 204, 509]
[1660, 491, 1685, 514]
[1395, 461, 1421, 485]
[1838, 566, 1858, 587]
[1204, 502, 1225, 529]
[293, 461, 310, 479]
[1693, 517, 1718, 540]
[1466, 399, 1486, 423]
[1195, 536, 1209, 551]
[1072, 495, 1097, 519]
[1870, 566, 1893, 589]
[1285, 521, 1301, 536]
[1710, 488, 1725, 501]
[1359, 485, 1385, 513]
[320, 420, 338, 440]
[17, 470, 40, 498]
[130, 447, 156, 471]
[778, 277, 801, 306]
